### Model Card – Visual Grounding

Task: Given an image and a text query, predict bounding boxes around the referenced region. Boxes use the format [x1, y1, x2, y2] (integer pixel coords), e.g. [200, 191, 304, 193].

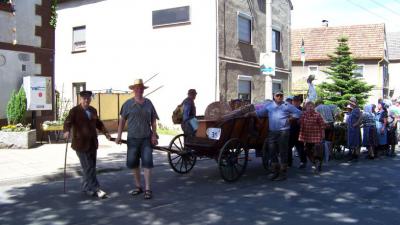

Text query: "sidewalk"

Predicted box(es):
[0, 133, 174, 185]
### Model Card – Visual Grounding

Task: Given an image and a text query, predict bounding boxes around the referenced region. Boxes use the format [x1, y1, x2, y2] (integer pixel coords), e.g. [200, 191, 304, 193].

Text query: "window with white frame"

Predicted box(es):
[272, 29, 281, 52]
[238, 76, 252, 101]
[152, 6, 190, 27]
[308, 66, 318, 76]
[72, 26, 86, 52]
[353, 65, 364, 77]
[238, 12, 252, 44]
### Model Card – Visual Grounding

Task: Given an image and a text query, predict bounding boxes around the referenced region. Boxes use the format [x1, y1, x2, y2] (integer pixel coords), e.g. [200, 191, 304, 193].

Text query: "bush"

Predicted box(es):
[6, 87, 27, 125]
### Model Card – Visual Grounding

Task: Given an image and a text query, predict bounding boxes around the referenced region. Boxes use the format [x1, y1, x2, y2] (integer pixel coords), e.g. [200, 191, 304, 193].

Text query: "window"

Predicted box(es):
[238, 13, 252, 44]
[238, 76, 251, 101]
[272, 29, 281, 52]
[308, 66, 318, 76]
[353, 65, 364, 77]
[272, 81, 282, 97]
[152, 6, 190, 27]
[72, 26, 86, 52]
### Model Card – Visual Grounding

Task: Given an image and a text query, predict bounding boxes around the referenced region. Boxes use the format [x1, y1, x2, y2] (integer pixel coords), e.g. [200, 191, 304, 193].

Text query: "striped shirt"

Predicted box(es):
[120, 98, 159, 139]
[315, 104, 338, 123]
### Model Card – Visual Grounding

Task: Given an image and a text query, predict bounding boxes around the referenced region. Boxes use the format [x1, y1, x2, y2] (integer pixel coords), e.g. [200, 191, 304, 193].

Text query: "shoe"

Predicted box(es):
[95, 189, 108, 199]
[130, 187, 144, 196]
[83, 190, 96, 197]
[273, 173, 287, 181]
[268, 172, 279, 181]
[144, 190, 153, 200]
[298, 163, 306, 169]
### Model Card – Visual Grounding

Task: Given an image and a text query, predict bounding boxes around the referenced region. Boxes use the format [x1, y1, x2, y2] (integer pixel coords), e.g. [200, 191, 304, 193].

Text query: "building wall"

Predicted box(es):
[218, 0, 292, 102]
[292, 59, 386, 105]
[0, 0, 55, 136]
[56, 0, 217, 126]
[389, 60, 400, 98]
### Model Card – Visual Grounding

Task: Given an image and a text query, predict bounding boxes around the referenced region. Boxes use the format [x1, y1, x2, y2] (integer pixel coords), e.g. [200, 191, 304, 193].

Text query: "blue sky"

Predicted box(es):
[291, 0, 400, 32]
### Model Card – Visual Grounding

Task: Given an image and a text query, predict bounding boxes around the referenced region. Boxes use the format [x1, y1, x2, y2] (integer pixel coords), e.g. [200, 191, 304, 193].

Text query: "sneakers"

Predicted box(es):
[95, 189, 108, 199]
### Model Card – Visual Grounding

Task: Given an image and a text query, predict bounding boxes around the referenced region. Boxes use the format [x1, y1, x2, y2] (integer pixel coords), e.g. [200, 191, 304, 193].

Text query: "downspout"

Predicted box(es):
[215, 0, 220, 101]
[378, 57, 384, 98]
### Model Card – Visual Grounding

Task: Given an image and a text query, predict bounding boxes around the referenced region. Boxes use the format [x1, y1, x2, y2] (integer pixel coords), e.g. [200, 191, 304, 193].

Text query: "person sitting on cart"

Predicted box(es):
[181, 89, 198, 137]
[115, 79, 159, 200]
[63, 90, 111, 199]
[247, 90, 302, 181]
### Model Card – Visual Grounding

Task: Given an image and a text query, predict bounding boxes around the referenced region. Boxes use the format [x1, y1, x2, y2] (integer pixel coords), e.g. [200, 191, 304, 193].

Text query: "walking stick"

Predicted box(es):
[63, 132, 70, 194]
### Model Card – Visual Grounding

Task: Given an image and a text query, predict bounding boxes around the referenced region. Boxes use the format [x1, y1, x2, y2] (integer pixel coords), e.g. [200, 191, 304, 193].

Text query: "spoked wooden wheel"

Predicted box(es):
[168, 134, 197, 174]
[218, 138, 248, 182]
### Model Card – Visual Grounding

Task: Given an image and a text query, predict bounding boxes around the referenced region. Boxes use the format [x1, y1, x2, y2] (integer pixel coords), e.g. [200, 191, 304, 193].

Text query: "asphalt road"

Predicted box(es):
[1, 150, 400, 225]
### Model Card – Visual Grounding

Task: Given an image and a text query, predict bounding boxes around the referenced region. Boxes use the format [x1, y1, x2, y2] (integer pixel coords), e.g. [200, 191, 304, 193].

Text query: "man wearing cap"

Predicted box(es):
[247, 90, 302, 181]
[116, 79, 159, 200]
[181, 89, 197, 137]
[315, 100, 339, 163]
[63, 90, 111, 199]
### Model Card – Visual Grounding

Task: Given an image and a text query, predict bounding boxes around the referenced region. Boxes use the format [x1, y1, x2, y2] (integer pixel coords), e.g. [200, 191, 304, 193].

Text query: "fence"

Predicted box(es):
[90, 93, 132, 131]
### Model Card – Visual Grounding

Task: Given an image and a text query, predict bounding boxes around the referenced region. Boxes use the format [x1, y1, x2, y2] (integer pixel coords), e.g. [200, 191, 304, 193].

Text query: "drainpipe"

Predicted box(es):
[378, 57, 384, 99]
[215, 0, 220, 101]
[265, 0, 273, 100]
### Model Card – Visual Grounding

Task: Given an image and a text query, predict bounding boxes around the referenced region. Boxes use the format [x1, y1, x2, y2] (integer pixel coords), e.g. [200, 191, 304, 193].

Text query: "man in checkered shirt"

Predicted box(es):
[299, 101, 325, 173]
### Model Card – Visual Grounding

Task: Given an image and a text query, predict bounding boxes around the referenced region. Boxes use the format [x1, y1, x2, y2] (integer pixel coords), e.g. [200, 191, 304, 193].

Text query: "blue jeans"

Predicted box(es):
[126, 138, 153, 169]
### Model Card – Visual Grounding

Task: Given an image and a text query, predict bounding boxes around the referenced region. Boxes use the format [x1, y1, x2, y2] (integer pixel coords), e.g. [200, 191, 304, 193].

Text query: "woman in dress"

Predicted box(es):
[375, 101, 388, 157]
[362, 104, 377, 159]
[347, 97, 362, 162]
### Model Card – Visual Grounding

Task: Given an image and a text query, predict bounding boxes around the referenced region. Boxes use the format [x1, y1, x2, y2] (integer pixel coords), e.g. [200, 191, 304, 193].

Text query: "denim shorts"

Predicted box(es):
[126, 138, 153, 169]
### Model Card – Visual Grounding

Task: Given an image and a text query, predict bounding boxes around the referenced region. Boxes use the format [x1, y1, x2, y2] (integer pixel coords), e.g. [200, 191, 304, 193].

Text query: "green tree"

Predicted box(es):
[6, 87, 27, 125]
[317, 36, 374, 109]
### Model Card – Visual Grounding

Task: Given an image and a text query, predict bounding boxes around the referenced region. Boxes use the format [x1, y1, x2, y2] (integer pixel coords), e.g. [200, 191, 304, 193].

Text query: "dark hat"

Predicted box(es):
[349, 96, 357, 105]
[79, 90, 93, 97]
[274, 89, 284, 95]
[188, 89, 197, 95]
[293, 95, 302, 102]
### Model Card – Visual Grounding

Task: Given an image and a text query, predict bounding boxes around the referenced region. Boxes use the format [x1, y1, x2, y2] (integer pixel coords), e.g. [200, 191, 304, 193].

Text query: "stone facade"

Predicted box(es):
[218, 0, 292, 103]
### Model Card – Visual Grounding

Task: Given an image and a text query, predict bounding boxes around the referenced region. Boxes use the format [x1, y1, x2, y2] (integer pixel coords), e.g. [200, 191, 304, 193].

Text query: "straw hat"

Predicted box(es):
[129, 79, 148, 90]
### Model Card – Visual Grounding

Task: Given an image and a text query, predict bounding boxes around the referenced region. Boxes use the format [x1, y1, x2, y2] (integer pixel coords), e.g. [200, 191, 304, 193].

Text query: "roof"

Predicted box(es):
[387, 32, 400, 60]
[291, 24, 386, 61]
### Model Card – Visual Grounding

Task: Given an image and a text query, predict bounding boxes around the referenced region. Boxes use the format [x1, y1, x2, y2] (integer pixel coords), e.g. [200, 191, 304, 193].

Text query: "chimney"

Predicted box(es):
[322, 20, 329, 27]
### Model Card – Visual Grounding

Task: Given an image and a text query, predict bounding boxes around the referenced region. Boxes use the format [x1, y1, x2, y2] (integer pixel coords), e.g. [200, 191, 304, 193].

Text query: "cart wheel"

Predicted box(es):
[261, 143, 271, 172]
[168, 134, 197, 174]
[218, 138, 248, 182]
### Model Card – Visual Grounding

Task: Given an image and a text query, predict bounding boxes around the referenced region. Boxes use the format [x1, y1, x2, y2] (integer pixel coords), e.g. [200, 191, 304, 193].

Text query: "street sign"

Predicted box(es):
[260, 52, 275, 76]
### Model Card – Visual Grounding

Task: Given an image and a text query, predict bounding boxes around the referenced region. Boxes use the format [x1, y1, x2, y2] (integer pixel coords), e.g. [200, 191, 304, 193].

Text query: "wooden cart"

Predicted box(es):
[161, 116, 269, 182]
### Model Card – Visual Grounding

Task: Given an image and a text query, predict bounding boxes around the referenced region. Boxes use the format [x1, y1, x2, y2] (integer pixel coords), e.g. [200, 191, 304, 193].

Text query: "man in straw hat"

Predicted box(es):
[63, 90, 111, 199]
[116, 79, 159, 200]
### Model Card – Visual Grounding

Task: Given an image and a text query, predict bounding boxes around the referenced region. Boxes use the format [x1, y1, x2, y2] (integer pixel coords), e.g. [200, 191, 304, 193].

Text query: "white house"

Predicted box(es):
[56, 0, 293, 127]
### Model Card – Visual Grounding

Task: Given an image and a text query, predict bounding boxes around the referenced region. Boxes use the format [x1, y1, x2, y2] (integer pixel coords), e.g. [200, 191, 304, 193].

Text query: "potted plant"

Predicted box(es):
[0, 87, 36, 149]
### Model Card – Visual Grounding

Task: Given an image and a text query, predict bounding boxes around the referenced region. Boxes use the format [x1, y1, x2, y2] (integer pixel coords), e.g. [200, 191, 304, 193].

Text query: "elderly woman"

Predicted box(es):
[362, 104, 377, 159]
[347, 97, 362, 162]
[299, 101, 325, 173]
[375, 101, 388, 157]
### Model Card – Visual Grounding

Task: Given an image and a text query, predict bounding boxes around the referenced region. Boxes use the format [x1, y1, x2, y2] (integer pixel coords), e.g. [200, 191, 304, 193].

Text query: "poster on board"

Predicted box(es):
[23, 76, 52, 110]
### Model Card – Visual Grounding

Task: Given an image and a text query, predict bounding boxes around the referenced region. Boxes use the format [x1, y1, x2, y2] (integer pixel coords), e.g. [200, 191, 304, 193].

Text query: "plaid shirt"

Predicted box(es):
[299, 111, 325, 143]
